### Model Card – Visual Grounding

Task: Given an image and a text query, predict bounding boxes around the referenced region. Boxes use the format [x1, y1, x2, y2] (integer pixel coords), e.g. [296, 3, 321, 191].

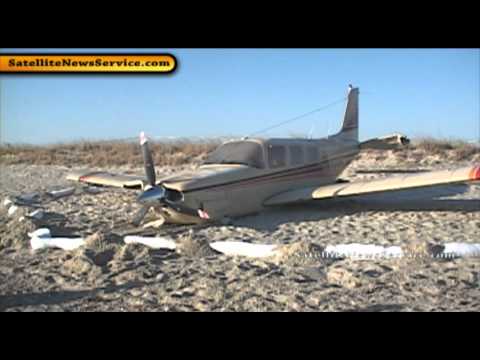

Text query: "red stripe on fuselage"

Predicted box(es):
[469, 166, 480, 180]
[182, 152, 355, 193]
[216, 164, 330, 191]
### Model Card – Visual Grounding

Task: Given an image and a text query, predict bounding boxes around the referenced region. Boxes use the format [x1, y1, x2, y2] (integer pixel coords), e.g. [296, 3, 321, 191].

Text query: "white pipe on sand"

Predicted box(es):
[121, 238, 480, 259]
[26, 229, 480, 259]
[29, 228, 85, 251]
[443, 243, 480, 257]
[29, 228, 52, 238]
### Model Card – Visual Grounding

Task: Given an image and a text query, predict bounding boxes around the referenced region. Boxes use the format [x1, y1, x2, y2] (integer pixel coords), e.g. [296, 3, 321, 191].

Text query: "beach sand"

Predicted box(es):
[1, 149, 479, 311]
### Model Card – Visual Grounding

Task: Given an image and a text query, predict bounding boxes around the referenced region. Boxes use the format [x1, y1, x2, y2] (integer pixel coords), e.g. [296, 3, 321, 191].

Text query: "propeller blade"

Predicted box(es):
[131, 205, 151, 226]
[140, 131, 156, 186]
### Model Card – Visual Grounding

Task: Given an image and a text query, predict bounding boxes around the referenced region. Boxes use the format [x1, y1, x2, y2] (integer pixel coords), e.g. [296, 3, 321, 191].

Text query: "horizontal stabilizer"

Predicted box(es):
[359, 133, 410, 150]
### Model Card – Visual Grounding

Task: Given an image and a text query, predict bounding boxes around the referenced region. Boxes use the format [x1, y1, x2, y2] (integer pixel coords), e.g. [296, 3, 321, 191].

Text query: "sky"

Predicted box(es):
[1, 48, 479, 144]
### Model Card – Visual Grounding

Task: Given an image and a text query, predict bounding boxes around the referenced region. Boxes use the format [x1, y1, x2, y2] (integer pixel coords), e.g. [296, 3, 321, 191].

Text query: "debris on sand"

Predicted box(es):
[122, 231, 219, 257]
[3, 186, 79, 211]
[28, 229, 119, 254]
[121, 235, 273, 258]
[7, 205, 19, 217]
[209, 240, 480, 261]
[29, 228, 85, 251]
[322, 242, 480, 259]
[208, 239, 326, 263]
[443, 243, 480, 257]
[16, 192, 42, 204]
[22, 223, 480, 262]
[27, 209, 44, 220]
[47, 187, 76, 199]
[3, 200, 43, 221]
[81, 186, 104, 194]
[28, 228, 51, 238]
[3, 197, 13, 208]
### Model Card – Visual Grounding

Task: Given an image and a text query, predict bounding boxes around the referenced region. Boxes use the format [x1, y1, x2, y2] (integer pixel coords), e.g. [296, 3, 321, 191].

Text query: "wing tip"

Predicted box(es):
[469, 166, 480, 180]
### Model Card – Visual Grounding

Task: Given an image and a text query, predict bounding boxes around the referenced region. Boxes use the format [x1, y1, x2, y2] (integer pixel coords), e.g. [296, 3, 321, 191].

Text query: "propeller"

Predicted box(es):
[132, 132, 210, 226]
[132, 132, 164, 225]
[140, 131, 156, 187]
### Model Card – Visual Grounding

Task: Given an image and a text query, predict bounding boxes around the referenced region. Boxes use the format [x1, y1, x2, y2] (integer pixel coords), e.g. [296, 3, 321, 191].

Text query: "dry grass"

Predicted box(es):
[1, 137, 478, 167]
[412, 137, 480, 161]
[0, 139, 220, 167]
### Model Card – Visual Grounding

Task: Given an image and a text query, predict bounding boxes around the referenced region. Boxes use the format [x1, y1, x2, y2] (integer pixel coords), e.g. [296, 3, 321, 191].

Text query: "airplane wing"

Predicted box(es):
[264, 165, 480, 206]
[66, 170, 146, 189]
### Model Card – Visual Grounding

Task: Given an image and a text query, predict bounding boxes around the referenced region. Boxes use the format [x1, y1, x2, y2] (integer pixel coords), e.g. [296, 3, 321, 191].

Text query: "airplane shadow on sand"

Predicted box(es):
[230, 184, 480, 232]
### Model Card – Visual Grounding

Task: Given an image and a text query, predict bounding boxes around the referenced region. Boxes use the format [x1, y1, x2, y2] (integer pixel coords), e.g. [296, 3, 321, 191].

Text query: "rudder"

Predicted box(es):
[339, 85, 359, 141]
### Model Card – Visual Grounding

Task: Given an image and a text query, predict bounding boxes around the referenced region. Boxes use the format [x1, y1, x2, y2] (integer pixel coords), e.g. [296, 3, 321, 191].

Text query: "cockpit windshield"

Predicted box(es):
[204, 141, 265, 168]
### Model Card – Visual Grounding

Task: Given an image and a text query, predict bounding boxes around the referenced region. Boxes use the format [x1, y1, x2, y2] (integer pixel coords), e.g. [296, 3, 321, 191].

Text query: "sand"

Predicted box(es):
[1, 150, 479, 311]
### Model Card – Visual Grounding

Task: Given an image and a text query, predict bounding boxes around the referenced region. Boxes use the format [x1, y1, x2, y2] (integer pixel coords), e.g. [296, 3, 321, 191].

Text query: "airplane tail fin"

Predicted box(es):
[337, 85, 359, 141]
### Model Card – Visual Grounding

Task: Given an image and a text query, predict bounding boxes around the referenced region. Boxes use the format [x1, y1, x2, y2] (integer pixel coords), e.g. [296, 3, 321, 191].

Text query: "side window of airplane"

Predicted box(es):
[306, 146, 319, 163]
[289, 145, 304, 166]
[268, 145, 286, 168]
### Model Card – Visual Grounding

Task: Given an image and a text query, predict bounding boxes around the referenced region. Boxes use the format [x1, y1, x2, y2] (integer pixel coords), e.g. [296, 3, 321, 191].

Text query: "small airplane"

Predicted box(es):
[67, 85, 480, 226]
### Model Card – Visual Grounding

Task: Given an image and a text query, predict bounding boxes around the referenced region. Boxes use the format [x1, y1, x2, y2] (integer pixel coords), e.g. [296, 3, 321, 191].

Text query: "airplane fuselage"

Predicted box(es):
[157, 134, 359, 223]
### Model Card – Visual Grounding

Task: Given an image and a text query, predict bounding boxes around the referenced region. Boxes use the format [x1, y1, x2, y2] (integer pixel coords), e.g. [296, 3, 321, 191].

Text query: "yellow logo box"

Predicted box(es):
[0, 54, 177, 73]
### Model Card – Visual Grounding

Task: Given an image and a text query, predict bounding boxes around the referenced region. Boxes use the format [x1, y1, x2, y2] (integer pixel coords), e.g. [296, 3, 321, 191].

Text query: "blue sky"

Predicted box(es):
[1, 48, 478, 144]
